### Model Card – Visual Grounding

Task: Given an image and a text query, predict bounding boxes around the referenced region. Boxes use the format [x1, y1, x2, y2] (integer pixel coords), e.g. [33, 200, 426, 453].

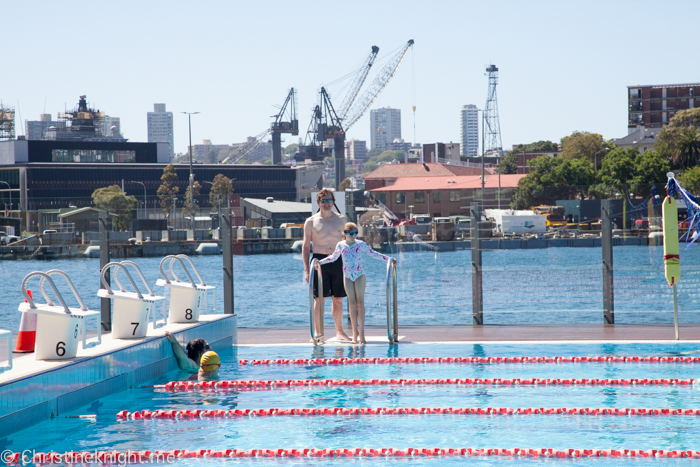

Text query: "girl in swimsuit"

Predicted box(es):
[319, 222, 395, 344]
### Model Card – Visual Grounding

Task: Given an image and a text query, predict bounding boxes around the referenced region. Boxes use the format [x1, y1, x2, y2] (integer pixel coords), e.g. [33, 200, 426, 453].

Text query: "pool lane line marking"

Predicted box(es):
[238, 355, 700, 365]
[7, 447, 700, 462]
[239, 339, 700, 347]
[116, 406, 700, 420]
[157, 377, 698, 391]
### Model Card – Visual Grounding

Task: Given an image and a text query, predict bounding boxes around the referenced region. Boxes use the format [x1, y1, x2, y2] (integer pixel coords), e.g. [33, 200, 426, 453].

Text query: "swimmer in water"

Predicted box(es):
[198, 351, 221, 380]
[318, 222, 395, 344]
[165, 331, 211, 373]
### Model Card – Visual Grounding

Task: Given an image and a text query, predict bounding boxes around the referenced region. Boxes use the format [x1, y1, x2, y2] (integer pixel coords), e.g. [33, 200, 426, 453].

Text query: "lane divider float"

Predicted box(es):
[117, 406, 700, 420]
[6, 447, 700, 463]
[160, 377, 698, 392]
[238, 356, 700, 365]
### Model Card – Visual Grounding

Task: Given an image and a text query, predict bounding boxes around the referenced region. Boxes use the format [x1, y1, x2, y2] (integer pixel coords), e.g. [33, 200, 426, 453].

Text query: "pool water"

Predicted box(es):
[3, 343, 700, 465]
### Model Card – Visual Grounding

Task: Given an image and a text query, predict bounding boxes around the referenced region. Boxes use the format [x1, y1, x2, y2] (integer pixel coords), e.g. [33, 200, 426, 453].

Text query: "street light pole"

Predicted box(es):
[132, 181, 146, 219]
[182, 111, 200, 231]
[0, 181, 11, 217]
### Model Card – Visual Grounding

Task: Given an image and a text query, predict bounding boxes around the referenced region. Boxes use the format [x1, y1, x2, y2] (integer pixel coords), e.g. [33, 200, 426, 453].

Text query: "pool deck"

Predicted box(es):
[237, 324, 700, 345]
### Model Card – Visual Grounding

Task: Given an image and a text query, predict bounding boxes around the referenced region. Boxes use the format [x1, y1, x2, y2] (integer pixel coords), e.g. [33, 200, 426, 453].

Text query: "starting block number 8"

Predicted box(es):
[168, 288, 203, 323]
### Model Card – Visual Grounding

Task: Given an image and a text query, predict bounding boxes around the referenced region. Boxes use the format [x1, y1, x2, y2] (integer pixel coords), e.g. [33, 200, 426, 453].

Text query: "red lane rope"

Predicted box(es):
[117, 406, 700, 420]
[160, 377, 697, 392]
[6, 447, 700, 462]
[239, 356, 700, 365]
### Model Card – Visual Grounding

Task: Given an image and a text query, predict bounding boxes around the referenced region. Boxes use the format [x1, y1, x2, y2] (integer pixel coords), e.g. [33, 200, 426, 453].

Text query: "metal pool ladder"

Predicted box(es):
[308, 259, 324, 346]
[386, 259, 399, 343]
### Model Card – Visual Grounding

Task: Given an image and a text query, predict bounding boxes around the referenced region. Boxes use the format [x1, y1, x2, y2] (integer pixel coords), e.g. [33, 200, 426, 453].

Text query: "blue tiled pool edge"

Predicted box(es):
[0, 314, 237, 438]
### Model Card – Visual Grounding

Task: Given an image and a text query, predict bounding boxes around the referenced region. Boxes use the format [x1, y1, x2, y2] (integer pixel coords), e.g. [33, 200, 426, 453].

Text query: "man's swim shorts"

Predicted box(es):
[312, 253, 347, 298]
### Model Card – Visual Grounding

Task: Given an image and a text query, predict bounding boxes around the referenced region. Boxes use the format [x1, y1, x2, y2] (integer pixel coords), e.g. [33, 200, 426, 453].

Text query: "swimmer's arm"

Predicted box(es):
[165, 331, 199, 372]
[318, 242, 342, 265]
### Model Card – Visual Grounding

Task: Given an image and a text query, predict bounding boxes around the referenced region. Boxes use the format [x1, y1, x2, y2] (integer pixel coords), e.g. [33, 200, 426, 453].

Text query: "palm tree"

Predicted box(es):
[671, 127, 700, 169]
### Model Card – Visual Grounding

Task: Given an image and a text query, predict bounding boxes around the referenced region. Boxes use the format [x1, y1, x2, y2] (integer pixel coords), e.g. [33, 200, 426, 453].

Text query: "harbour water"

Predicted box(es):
[1, 245, 699, 333]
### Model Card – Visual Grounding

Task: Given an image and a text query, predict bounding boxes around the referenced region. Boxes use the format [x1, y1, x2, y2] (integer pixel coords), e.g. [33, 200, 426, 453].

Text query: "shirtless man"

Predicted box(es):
[303, 189, 351, 341]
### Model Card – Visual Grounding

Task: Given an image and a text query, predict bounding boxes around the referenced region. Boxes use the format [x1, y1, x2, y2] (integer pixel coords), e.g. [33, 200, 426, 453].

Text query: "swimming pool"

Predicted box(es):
[3, 343, 700, 465]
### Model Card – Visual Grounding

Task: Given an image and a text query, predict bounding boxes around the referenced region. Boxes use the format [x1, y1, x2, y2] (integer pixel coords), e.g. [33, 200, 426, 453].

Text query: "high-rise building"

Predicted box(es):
[460, 105, 479, 157]
[25, 114, 52, 140]
[103, 116, 122, 138]
[147, 103, 174, 159]
[346, 139, 368, 161]
[369, 107, 401, 151]
[628, 83, 699, 133]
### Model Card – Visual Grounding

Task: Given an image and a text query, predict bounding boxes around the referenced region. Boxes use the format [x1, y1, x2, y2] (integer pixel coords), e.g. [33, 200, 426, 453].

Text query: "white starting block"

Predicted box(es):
[19, 271, 101, 361]
[156, 255, 216, 324]
[0, 329, 12, 372]
[97, 261, 165, 339]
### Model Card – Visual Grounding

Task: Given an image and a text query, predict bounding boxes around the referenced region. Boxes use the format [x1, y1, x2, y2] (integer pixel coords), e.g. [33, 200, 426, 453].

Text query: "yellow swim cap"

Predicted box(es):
[200, 351, 221, 372]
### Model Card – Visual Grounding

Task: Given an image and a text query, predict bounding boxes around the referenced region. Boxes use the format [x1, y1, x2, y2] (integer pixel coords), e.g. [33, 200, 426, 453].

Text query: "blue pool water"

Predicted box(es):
[4, 344, 700, 465]
[2, 245, 700, 332]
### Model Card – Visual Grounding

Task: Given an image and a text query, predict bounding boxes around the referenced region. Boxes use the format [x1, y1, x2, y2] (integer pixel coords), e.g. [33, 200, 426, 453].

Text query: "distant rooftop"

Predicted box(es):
[627, 83, 700, 89]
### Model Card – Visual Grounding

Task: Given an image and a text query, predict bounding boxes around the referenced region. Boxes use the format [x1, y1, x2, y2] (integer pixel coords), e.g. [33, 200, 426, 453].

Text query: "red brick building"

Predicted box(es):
[369, 174, 525, 219]
[628, 83, 699, 132]
[362, 162, 491, 191]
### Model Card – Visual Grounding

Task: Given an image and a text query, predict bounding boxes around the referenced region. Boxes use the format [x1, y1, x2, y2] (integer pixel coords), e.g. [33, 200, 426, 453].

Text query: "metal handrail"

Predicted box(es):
[174, 254, 207, 286]
[385, 259, 398, 343]
[22, 272, 71, 313]
[100, 262, 143, 299]
[39, 269, 89, 311]
[119, 260, 158, 297]
[309, 259, 324, 345]
[159, 255, 197, 288]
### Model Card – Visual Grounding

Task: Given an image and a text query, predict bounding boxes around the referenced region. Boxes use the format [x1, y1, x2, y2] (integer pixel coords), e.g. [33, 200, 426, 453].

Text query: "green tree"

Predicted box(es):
[559, 131, 611, 164]
[513, 156, 595, 208]
[361, 160, 379, 174]
[284, 144, 299, 155]
[496, 151, 517, 174]
[182, 181, 202, 217]
[657, 108, 700, 169]
[497, 141, 558, 174]
[599, 148, 637, 187]
[209, 174, 233, 208]
[679, 166, 700, 194]
[631, 150, 670, 195]
[205, 150, 218, 164]
[92, 185, 137, 231]
[366, 148, 382, 159]
[338, 178, 352, 192]
[376, 150, 404, 163]
[157, 164, 179, 214]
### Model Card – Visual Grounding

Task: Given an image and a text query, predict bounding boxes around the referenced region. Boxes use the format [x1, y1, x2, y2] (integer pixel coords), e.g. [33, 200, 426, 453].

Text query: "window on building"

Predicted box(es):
[395, 193, 406, 204]
[414, 192, 425, 203]
[450, 191, 460, 202]
[433, 191, 441, 203]
[51, 149, 136, 163]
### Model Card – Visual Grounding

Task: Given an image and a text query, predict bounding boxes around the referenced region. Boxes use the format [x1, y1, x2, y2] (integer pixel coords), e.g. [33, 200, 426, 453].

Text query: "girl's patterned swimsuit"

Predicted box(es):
[318, 240, 390, 281]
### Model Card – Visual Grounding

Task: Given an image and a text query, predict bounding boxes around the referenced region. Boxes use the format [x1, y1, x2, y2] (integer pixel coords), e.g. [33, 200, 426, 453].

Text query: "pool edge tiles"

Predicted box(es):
[0, 314, 237, 438]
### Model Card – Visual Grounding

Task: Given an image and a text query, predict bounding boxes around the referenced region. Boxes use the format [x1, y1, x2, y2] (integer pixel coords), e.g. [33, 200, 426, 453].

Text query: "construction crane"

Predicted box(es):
[271, 88, 298, 165]
[337, 46, 379, 121]
[221, 88, 297, 165]
[296, 87, 346, 182]
[220, 127, 271, 164]
[343, 39, 414, 131]
[364, 191, 399, 226]
[296, 40, 414, 190]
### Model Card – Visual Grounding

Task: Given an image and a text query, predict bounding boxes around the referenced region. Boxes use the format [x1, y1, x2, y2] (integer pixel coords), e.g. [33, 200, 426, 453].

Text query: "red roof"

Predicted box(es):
[370, 174, 525, 192]
[362, 162, 491, 179]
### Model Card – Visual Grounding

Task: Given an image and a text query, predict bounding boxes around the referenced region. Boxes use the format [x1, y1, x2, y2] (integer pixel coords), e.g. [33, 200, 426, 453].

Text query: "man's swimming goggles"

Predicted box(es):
[320, 199, 334, 204]
[344, 231, 358, 236]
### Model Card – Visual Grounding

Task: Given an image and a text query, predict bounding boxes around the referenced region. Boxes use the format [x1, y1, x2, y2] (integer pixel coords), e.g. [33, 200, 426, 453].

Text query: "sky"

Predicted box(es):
[3, 0, 700, 156]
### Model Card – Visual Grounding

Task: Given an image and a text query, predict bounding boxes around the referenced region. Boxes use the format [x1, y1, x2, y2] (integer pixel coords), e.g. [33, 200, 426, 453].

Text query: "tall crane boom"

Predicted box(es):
[220, 128, 272, 164]
[337, 46, 379, 121]
[271, 88, 298, 164]
[343, 39, 414, 131]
